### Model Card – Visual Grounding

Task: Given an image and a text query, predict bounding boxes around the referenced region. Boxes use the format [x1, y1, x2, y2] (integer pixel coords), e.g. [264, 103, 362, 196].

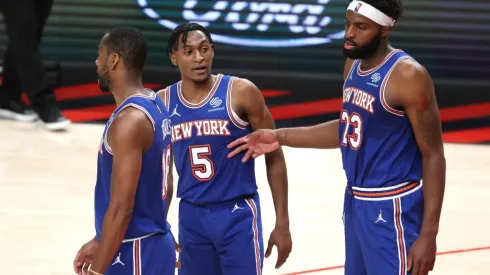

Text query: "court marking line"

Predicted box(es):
[281, 245, 490, 275]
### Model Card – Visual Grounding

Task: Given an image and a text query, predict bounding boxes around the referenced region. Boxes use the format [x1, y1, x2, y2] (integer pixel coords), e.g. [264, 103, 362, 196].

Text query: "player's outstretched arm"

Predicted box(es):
[233, 78, 292, 269]
[89, 107, 154, 274]
[276, 120, 340, 149]
[226, 59, 355, 160]
[395, 59, 446, 275]
[227, 115, 340, 162]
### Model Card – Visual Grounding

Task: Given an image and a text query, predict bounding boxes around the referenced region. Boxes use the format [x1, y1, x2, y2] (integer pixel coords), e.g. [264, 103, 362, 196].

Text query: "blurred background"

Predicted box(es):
[1, 0, 489, 141]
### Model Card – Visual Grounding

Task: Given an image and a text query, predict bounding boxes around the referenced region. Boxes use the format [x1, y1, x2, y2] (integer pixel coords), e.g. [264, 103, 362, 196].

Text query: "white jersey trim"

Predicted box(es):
[380, 56, 413, 117]
[177, 74, 223, 109]
[103, 103, 156, 155]
[357, 49, 402, 76]
[226, 77, 249, 129]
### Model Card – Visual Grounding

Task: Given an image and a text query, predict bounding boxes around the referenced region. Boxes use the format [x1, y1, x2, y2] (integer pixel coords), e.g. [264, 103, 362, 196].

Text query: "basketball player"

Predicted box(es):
[157, 23, 292, 274]
[73, 27, 176, 275]
[227, 1, 446, 275]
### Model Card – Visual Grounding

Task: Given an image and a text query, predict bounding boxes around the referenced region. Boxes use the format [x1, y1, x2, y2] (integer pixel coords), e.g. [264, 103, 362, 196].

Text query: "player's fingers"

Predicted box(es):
[227, 136, 248, 149]
[174, 242, 182, 253]
[227, 143, 249, 159]
[265, 238, 274, 258]
[407, 250, 413, 271]
[419, 258, 430, 275]
[411, 259, 421, 275]
[82, 263, 90, 275]
[175, 260, 182, 269]
[241, 148, 256, 163]
[252, 152, 259, 158]
[74, 251, 84, 273]
[275, 248, 289, 269]
[429, 257, 435, 271]
[422, 260, 432, 275]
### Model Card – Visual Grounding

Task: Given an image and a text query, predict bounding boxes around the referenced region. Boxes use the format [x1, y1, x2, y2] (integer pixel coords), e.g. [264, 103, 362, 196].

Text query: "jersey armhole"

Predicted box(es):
[380, 57, 412, 117]
[226, 77, 249, 130]
[345, 59, 357, 80]
[164, 86, 171, 112]
[158, 86, 171, 112]
[343, 60, 358, 90]
[103, 103, 156, 155]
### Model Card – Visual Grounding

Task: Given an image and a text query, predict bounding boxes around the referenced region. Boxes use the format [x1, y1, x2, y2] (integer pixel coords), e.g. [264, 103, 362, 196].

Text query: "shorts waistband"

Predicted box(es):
[122, 232, 161, 243]
[181, 193, 258, 208]
[348, 181, 422, 201]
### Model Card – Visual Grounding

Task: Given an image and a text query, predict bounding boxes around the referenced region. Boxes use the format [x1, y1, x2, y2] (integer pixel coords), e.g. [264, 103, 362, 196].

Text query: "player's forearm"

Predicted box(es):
[276, 120, 339, 149]
[420, 152, 446, 237]
[265, 150, 289, 227]
[90, 204, 133, 273]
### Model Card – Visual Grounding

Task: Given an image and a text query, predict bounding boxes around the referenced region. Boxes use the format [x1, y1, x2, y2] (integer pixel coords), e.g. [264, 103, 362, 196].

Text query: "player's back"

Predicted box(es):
[94, 91, 172, 240]
[163, 74, 257, 205]
[340, 49, 423, 188]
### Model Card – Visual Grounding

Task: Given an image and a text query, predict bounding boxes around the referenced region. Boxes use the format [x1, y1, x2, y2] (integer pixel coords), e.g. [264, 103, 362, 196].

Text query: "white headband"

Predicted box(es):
[347, 1, 396, 27]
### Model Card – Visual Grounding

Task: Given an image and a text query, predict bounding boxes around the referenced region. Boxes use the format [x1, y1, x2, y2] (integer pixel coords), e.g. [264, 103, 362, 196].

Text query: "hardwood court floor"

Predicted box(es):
[0, 120, 489, 275]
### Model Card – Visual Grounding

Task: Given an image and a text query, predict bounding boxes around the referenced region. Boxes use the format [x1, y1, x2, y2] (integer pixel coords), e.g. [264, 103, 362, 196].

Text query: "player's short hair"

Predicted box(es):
[351, 0, 404, 22]
[165, 23, 214, 66]
[103, 27, 148, 71]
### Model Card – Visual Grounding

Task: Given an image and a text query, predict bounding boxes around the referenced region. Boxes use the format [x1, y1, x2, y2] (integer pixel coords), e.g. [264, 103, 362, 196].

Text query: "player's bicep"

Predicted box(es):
[238, 80, 276, 131]
[108, 109, 153, 209]
[401, 65, 443, 155]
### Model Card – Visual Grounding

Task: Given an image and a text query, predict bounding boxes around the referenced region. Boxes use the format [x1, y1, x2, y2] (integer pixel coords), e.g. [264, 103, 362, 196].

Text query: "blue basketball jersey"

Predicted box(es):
[164, 74, 257, 205]
[340, 49, 423, 188]
[94, 91, 172, 241]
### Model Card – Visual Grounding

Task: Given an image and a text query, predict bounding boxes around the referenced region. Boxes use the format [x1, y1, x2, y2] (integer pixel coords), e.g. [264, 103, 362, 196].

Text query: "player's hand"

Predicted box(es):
[407, 233, 437, 275]
[227, 129, 280, 162]
[172, 232, 182, 269]
[73, 237, 99, 275]
[265, 225, 292, 269]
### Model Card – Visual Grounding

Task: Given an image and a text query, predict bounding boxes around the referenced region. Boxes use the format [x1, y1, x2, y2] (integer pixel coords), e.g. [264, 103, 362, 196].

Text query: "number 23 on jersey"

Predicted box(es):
[341, 109, 363, 150]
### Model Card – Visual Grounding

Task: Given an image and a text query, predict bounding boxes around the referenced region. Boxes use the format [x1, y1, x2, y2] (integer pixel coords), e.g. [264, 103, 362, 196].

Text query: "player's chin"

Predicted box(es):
[190, 71, 210, 82]
[343, 49, 359, 59]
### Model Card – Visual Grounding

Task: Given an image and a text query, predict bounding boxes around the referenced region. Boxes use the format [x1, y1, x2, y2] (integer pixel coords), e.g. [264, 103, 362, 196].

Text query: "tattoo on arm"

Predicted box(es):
[415, 105, 442, 148]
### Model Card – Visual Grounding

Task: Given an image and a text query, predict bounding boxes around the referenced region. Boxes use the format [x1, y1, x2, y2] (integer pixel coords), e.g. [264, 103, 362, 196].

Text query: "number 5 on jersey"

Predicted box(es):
[189, 145, 215, 181]
[341, 109, 363, 150]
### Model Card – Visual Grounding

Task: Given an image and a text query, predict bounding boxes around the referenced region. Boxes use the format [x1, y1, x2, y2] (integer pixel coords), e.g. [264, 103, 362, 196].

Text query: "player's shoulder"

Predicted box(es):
[156, 85, 171, 97]
[156, 85, 174, 108]
[394, 54, 428, 77]
[391, 57, 431, 87]
[111, 106, 155, 136]
[389, 56, 434, 104]
[230, 76, 260, 94]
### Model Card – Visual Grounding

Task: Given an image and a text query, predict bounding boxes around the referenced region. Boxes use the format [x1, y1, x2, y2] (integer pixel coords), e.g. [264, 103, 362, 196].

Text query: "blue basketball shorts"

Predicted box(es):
[104, 232, 176, 275]
[178, 193, 264, 275]
[343, 181, 424, 275]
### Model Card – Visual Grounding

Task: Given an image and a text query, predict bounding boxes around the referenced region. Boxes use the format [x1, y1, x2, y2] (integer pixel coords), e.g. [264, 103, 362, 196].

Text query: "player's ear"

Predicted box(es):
[109, 53, 120, 70]
[381, 26, 392, 38]
[170, 52, 178, 67]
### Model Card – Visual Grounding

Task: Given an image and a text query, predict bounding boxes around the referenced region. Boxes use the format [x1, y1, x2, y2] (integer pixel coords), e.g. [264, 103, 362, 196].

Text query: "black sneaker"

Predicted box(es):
[0, 100, 39, 122]
[36, 105, 71, 131]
